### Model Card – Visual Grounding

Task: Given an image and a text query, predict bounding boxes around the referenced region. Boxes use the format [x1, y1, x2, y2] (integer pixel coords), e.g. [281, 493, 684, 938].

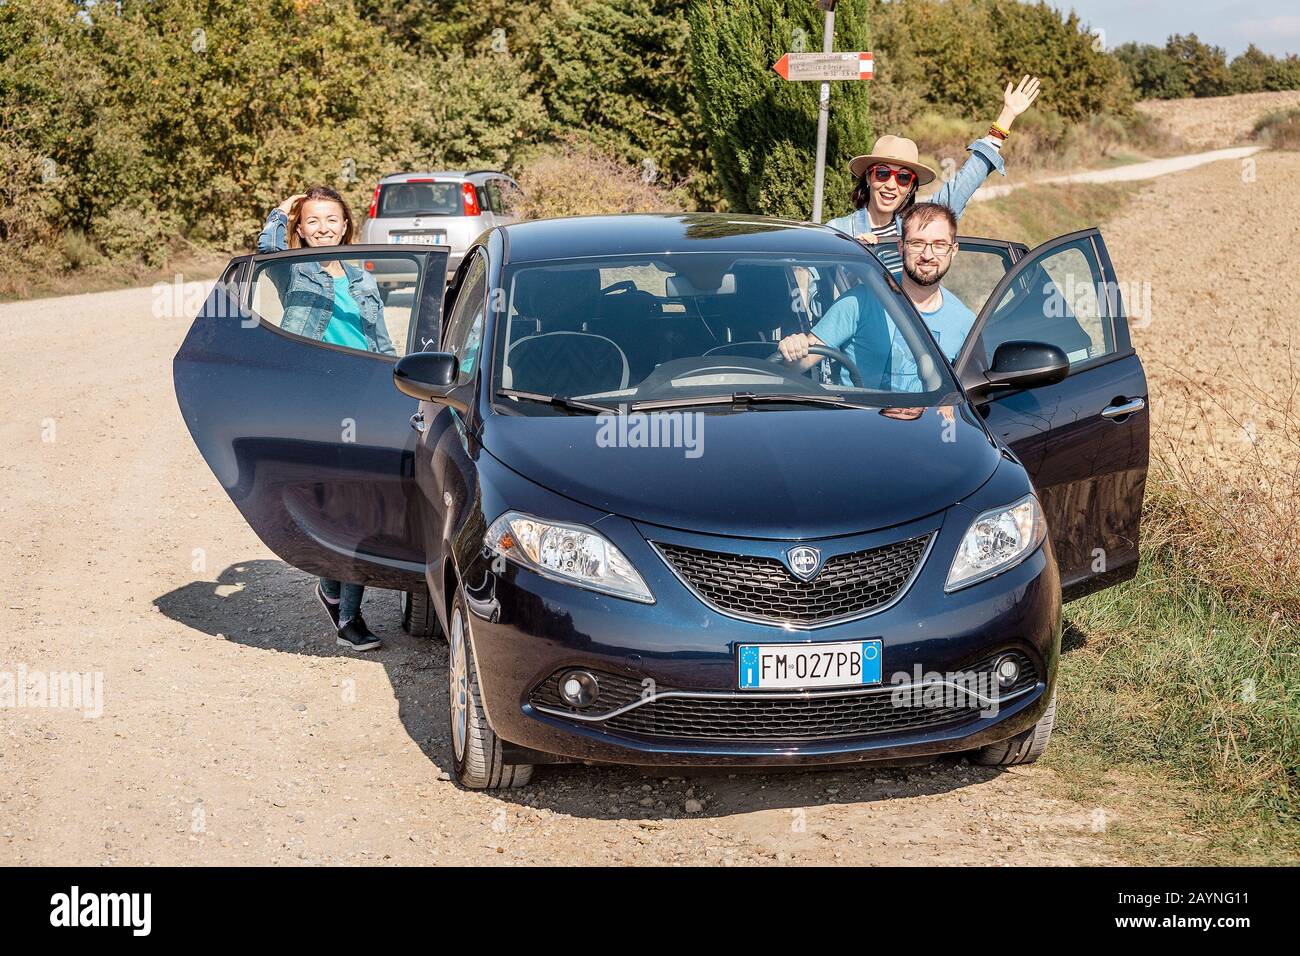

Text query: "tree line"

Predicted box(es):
[1, 0, 1292, 273]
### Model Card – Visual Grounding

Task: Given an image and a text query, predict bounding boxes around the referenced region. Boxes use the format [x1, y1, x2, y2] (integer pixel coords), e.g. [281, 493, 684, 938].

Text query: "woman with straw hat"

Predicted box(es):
[826, 75, 1041, 274]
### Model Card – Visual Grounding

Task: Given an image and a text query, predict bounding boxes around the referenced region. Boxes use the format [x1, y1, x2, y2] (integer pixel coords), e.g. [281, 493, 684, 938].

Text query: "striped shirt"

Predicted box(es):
[864, 220, 902, 273]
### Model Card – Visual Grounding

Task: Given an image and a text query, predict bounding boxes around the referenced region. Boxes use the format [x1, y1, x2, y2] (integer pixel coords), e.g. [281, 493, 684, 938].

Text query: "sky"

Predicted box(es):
[1042, 1, 1300, 58]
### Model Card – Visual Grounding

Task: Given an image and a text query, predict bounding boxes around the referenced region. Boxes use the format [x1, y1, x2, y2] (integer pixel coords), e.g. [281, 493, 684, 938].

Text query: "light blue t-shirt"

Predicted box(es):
[811, 285, 976, 391]
[321, 276, 369, 351]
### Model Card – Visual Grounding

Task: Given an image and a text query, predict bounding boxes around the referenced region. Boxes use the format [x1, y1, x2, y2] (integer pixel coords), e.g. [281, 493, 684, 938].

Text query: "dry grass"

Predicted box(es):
[1137, 90, 1300, 149]
[509, 139, 687, 220]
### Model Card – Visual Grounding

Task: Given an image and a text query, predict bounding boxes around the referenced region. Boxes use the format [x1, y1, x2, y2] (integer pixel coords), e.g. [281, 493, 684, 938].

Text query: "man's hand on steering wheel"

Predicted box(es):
[778, 332, 820, 363]
[770, 333, 865, 388]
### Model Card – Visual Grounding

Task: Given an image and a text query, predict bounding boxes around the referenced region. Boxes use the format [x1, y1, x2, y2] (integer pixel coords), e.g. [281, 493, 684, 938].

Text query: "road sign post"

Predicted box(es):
[772, 2, 873, 223]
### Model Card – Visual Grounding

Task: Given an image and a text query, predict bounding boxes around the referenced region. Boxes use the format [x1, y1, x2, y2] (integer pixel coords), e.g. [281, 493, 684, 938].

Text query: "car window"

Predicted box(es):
[976, 237, 1114, 368]
[485, 179, 506, 214]
[442, 254, 488, 377]
[378, 182, 461, 217]
[494, 253, 958, 410]
[250, 251, 422, 357]
[943, 243, 1015, 315]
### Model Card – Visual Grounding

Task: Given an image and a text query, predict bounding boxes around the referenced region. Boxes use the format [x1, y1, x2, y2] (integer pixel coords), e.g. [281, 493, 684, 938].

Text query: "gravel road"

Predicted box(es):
[12, 128, 1294, 866]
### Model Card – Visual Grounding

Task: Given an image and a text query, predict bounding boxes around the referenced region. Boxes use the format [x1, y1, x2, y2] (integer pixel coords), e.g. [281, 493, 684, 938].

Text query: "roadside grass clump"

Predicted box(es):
[1254, 108, 1300, 150]
[1061, 473, 1298, 844]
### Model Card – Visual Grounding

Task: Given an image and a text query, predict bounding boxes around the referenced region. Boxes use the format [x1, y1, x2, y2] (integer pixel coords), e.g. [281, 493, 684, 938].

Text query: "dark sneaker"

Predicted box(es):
[316, 584, 341, 627]
[337, 617, 381, 652]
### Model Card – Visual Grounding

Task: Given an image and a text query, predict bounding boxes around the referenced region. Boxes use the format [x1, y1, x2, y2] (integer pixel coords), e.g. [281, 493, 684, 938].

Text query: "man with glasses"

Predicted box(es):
[779, 203, 974, 392]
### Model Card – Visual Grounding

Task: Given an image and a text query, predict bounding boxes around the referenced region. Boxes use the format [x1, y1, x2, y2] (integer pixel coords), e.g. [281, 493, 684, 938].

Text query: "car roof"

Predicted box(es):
[499, 213, 861, 265]
[380, 170, 510, 184]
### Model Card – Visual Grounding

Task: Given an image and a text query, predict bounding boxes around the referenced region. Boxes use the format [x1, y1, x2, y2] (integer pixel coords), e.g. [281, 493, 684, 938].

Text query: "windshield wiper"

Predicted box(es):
[497, 388, 614, 415]
[630, 392, 865, 412]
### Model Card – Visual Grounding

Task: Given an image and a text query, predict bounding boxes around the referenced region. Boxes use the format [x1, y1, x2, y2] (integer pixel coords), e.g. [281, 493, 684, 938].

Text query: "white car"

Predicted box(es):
[361, 170, 521, 295]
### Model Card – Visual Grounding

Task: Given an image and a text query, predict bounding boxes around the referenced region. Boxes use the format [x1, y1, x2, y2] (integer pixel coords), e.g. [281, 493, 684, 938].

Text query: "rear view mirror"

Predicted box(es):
[393, 351, 463, 407]
[975, 340, 1070, 396]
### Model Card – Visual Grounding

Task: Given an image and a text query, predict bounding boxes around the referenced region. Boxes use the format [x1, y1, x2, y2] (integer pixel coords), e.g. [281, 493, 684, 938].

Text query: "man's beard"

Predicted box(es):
[903, 258, 948, 287]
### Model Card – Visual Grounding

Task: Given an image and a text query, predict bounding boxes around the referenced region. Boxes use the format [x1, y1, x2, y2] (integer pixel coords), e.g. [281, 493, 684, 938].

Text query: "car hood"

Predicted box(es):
[478, 403, 1001, 540]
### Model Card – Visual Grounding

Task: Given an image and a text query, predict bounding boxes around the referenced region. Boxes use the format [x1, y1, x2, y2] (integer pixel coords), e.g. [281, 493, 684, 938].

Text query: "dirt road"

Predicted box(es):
[10, 144, 1297, 868]
[0, 290, 1133, 868]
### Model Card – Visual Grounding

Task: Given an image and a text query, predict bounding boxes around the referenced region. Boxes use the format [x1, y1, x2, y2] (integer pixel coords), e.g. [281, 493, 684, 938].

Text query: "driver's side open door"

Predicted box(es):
[173, 246, 449, 590]
[955, 228, 1148, 600]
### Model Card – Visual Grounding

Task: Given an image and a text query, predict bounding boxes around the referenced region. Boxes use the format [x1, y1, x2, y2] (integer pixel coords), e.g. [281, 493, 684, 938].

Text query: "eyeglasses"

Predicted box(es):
[869, 165, 916, 188]
[904, 239, 954, 256]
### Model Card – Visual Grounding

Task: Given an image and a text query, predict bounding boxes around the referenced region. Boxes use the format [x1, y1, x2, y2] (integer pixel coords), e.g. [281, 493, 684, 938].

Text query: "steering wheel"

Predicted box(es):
[600, 280, 638, 296]
[768, 344, 865, 388]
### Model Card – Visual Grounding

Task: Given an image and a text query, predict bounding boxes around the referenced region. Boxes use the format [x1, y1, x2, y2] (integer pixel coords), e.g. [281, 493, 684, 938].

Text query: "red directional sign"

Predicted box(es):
[773, 51, 874, 81]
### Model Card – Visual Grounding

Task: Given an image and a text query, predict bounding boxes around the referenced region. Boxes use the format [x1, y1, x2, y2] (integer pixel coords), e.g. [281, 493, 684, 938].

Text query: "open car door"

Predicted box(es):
[174, 245, 449, 590]
[954, 228, 1148, 600]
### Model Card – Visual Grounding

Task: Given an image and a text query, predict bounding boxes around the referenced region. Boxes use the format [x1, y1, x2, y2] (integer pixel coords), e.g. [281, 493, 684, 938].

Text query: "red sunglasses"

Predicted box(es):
[869, 165, 916, 188]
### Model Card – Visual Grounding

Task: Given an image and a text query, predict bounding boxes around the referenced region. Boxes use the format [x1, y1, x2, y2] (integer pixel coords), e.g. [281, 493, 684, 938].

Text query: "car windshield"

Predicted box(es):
[491, 253, 959, 414]
[377, 182, 462, 217]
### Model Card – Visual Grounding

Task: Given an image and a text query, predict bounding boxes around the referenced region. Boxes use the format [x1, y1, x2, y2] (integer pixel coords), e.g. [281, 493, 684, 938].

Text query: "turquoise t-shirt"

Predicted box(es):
[811, 285, 975, 391]
[321, 275, 370, 351]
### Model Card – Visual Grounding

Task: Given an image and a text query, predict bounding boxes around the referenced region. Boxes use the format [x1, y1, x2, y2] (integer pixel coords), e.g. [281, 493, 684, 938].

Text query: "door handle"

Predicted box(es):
[410, 412, 426, 433]
[1101, 397, 1145, 420]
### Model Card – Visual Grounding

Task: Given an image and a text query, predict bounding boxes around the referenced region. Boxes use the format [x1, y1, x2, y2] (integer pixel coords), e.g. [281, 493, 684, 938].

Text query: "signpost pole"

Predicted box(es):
[810, 2, 837, 224]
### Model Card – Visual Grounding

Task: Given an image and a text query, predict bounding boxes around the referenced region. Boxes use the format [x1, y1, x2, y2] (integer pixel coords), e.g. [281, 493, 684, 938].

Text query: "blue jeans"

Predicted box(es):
[319, 578, 364, 625]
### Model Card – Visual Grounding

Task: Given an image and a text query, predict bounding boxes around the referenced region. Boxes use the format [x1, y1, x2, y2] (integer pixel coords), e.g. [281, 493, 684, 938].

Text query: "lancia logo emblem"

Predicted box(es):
[786, 546, 822, 582]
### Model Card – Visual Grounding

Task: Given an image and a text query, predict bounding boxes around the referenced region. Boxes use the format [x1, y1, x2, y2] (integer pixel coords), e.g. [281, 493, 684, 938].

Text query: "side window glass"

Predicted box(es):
[442, 254, 488, 378]
[251, 251, 421, 357]
[979, 238, 1114, 368]
[486, 180, 505, 214]
[944, 244, 1014, 316]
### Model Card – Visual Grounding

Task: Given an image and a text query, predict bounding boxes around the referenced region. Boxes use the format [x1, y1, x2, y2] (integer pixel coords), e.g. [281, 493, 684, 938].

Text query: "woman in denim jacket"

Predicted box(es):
[827, 75, 1041, 275]
[256, 184, 391, 652]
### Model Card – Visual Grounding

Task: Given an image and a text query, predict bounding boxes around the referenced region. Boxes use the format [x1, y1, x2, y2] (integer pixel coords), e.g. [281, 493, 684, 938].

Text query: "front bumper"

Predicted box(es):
[460, 510, 1062, 768]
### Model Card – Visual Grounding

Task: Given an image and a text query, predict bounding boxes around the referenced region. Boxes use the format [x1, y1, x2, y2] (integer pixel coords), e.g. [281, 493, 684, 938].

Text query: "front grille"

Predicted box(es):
[528, 652, 1038, 742]
[654, 534, 931, 625]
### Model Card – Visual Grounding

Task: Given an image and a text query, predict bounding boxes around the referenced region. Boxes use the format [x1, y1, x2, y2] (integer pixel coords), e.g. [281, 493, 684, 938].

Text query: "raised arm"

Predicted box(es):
[255, 194, 305, 253]
[928, 75, 1041, 217]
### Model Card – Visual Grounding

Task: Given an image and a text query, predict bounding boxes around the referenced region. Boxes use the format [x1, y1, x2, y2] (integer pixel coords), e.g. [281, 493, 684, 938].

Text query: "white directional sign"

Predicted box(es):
[773, 51, 874, 82]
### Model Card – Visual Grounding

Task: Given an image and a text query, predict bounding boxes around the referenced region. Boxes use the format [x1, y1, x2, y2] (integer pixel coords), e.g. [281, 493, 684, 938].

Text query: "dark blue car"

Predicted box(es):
[175, 213, 1148, 788]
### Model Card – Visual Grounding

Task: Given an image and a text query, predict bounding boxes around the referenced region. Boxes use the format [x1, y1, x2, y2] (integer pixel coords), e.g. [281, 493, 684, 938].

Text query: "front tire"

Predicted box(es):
[972, 690, 1056, 766]
[447, 590, 534, 789]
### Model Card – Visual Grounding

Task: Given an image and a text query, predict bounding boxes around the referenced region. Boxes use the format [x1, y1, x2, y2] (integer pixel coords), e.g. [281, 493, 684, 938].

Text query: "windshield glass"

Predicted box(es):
[492, 253, 958, 413]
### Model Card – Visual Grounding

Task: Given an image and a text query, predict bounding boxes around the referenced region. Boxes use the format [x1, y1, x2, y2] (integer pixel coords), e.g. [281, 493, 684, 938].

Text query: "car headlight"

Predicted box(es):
[485, 512, 654, 604]
[945, 494, 1047, 592]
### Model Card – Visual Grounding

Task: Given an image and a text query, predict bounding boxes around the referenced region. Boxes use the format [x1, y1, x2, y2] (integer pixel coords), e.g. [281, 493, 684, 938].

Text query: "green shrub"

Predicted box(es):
[93, 203, 176, 268]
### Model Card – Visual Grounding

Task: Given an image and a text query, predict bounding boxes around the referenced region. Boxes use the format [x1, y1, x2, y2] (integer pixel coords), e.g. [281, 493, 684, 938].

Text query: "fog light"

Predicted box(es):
[994, 655, 1021, 688]
[558, 670, 599, 708]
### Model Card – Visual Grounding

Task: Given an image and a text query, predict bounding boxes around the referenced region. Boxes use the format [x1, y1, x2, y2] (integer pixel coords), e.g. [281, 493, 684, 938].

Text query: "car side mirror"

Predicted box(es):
[972, 341, 1070, 398]
[393, 351, 468, 412]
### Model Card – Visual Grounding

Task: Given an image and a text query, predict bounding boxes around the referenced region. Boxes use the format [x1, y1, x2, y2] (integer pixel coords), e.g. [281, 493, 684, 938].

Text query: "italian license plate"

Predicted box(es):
[738, 639, 882, 690]
[392, 232, 444, 245]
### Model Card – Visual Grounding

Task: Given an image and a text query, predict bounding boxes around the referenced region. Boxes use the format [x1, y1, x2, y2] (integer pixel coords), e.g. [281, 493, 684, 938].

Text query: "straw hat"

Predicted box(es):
[848, 135, 938, 186]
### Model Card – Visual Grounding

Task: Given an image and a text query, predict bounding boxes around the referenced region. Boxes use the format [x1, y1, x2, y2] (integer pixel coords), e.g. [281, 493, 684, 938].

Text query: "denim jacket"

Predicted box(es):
[825, 138, 1007, 241]
[256, 209, 396, 355]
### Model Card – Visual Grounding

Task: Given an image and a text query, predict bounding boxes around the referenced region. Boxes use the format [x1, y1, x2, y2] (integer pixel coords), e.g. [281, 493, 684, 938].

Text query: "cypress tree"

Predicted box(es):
[688, 0, 872, 218]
